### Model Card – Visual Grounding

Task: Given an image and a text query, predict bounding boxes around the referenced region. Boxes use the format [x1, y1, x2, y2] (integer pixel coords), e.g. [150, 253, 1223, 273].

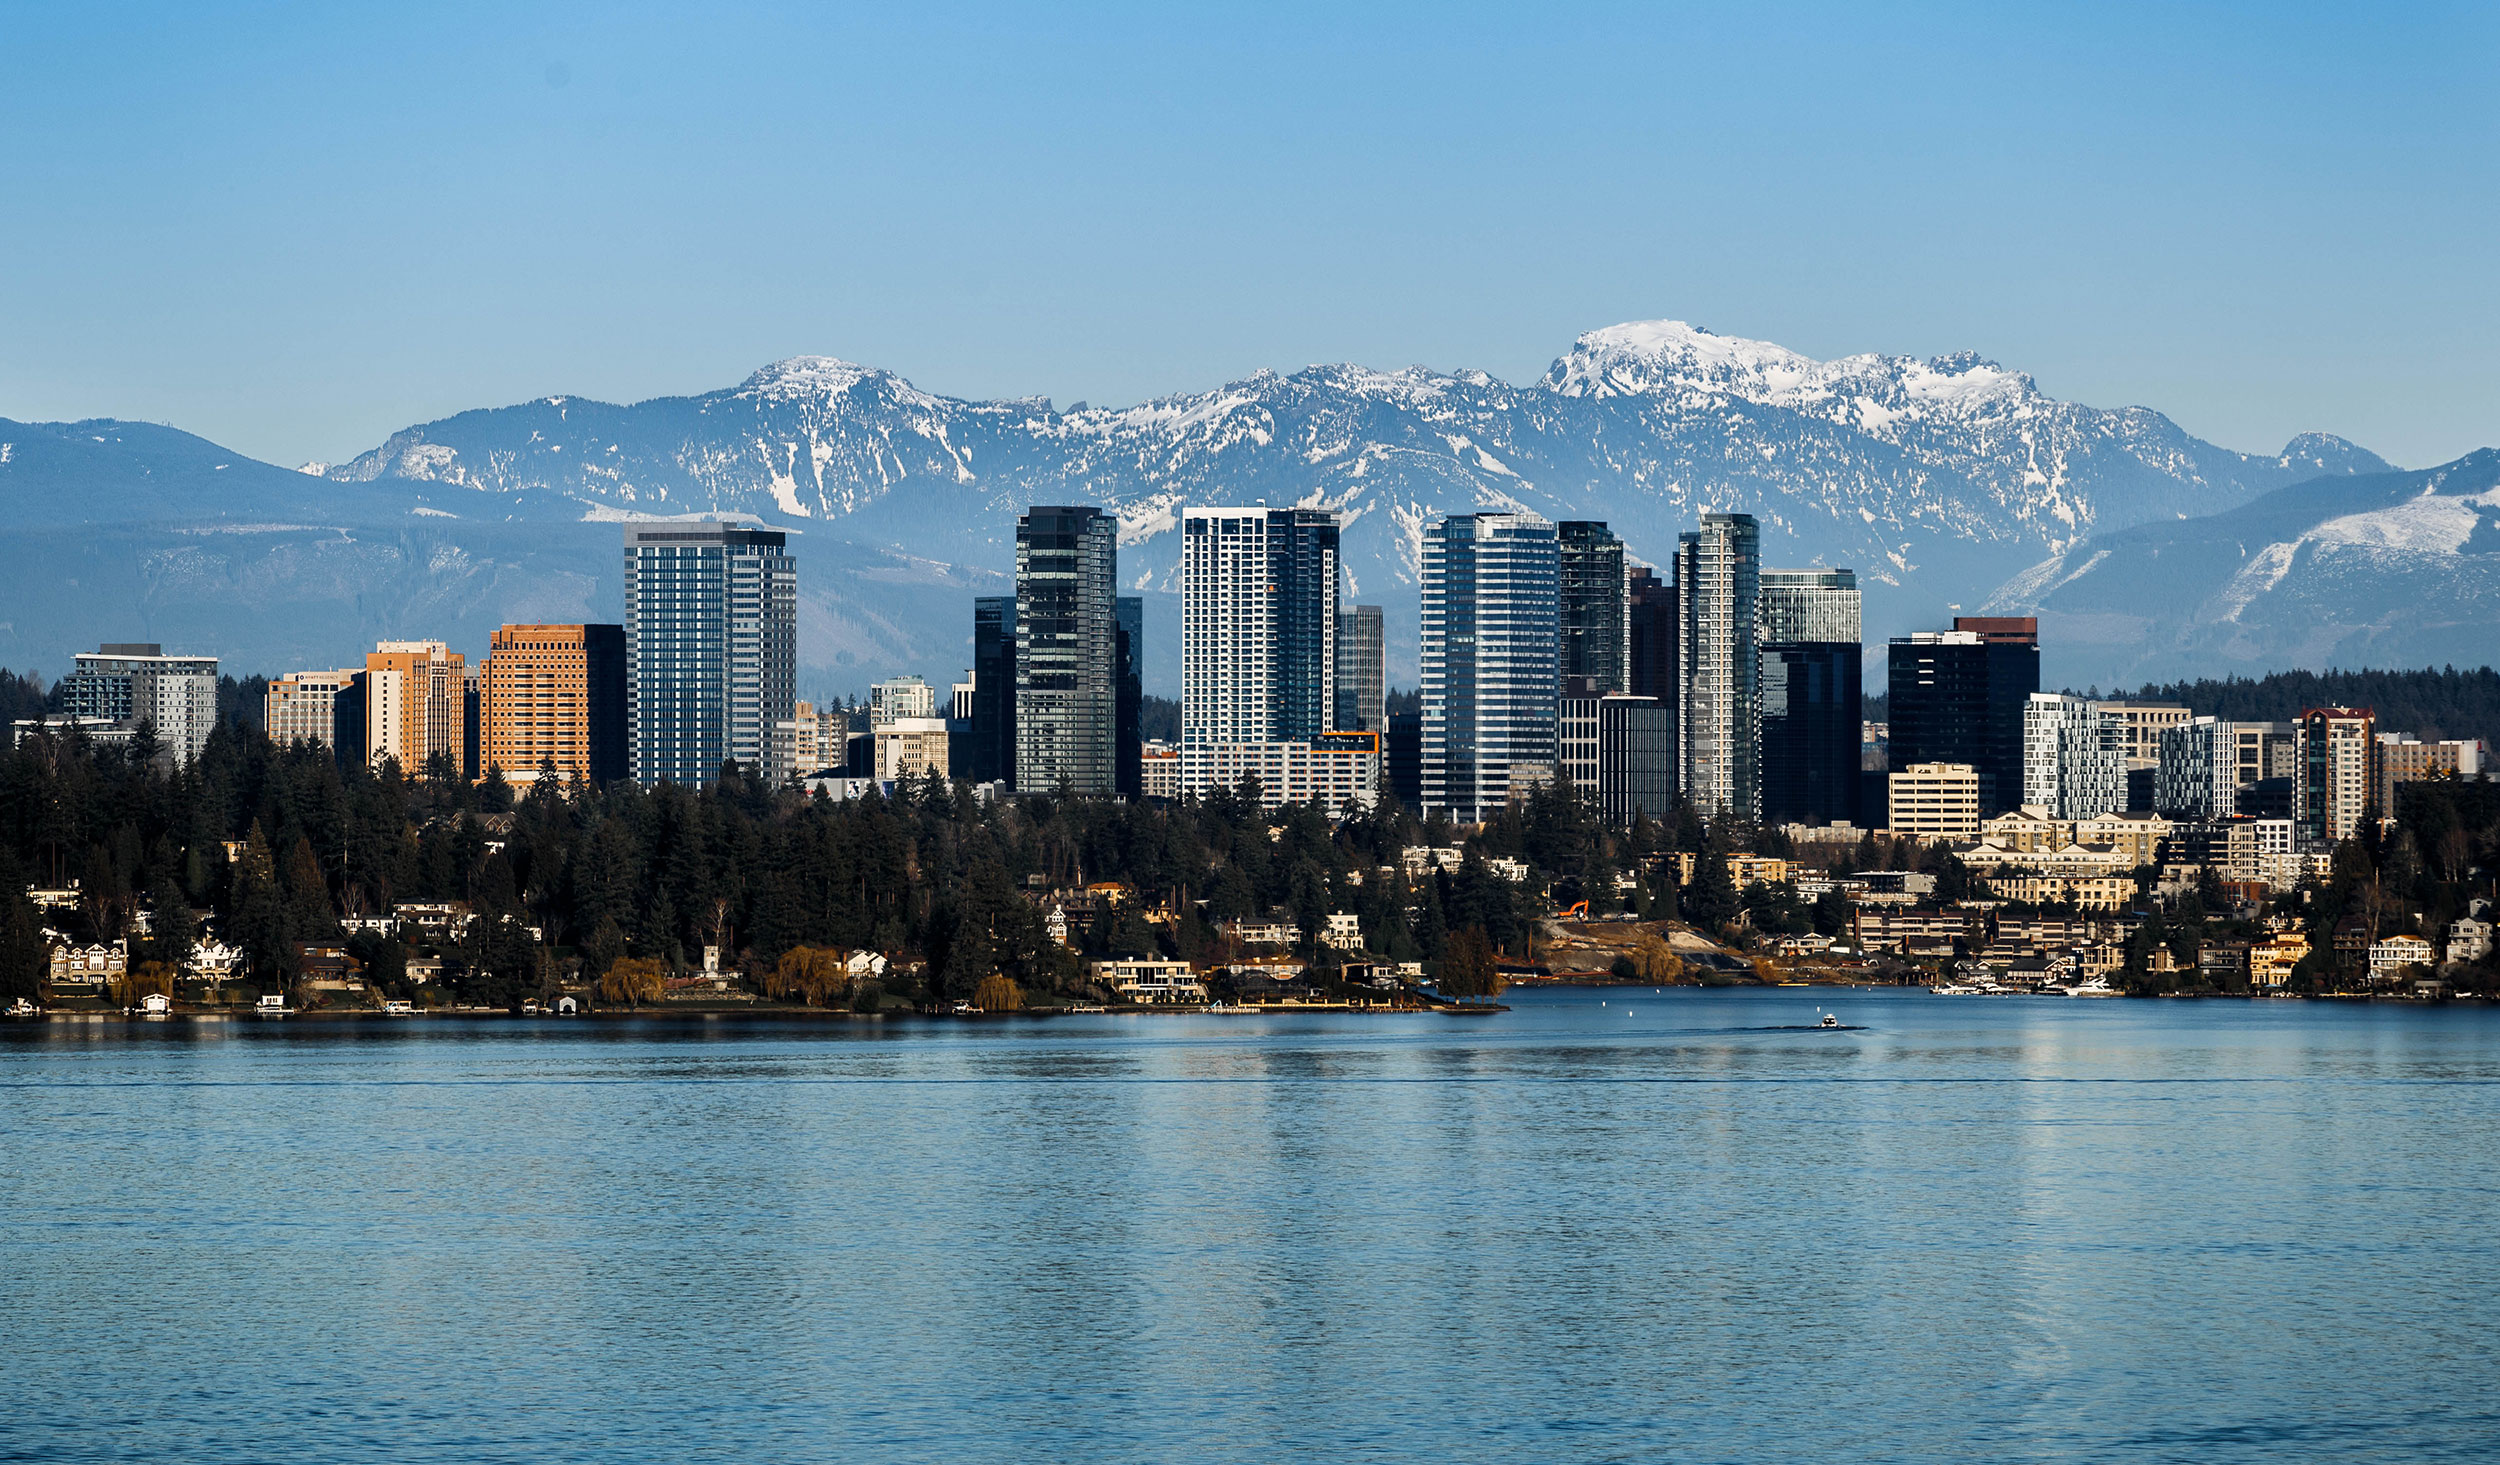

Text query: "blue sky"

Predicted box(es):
[3, 1, 2494, 469]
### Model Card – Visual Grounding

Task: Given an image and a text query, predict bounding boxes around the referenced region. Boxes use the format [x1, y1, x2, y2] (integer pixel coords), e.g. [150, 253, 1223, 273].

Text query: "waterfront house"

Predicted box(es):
[2249, 933, 2310, 989]
[1091, 958, 1206, 1004]
[2368, 934, 2436, 984]
[2448, 917, 2493, 964]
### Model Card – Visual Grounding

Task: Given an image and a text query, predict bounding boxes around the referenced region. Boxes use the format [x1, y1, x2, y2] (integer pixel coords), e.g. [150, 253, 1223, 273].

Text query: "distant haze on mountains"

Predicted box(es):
[8, 319, 2488, 700]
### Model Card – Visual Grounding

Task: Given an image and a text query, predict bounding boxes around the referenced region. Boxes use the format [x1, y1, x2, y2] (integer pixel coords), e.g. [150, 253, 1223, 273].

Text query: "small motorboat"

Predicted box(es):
[1819, 1012, 1840, 1028]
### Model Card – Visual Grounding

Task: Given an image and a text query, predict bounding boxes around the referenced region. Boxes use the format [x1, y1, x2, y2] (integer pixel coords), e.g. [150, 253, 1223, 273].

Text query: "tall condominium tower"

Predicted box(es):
[623, 520, 798, 786]
[481, 624, 627, 786]
[1422, 512, 1559, 824]
[1181, 507, 1339, 793]
[1675, 512, 1761, 821]
[1558, 521, 1630, 694]
[1757, 567, 1860, 827]
[1887, 617, 2039, 816]
[365, 640, 469, 777]
[1335, 605, 1386, 732]
[970, 596, 1017, 787]
[2298, 706, 2379, 843]
[59, 643, 221, 765]
[2022, 692, 2127, 819]
[1015, 506, 1119, 795]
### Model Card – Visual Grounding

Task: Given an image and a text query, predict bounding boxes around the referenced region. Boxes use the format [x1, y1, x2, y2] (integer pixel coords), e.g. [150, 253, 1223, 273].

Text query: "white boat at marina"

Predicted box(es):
[255, 994, 290, 1018]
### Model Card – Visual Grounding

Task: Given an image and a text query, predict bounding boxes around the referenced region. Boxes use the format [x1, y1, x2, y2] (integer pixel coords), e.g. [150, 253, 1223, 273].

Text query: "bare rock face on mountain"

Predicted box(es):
[2, 322, 2393, 690]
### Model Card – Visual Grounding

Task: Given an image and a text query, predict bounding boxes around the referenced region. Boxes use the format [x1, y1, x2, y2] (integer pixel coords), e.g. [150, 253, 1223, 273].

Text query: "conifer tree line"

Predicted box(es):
[0, 674, 1747, 1008]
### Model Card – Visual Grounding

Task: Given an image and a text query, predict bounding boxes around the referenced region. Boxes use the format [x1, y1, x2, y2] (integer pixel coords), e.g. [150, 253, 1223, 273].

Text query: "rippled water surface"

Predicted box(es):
[5, 988, 2498, 1463]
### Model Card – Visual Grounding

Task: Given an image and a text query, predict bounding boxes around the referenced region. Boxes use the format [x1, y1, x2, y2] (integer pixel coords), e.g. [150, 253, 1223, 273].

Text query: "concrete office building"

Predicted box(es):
[1422, 512, 1559, 824]
[874, 717, 953, 781]
[266, 669, 367, 764]
[1758, 567, 1860, 828]
[1558, 521, 1629, 694]
[2379, 734, 2486, 812]
[1889, 761, 1982, 842]
[1015, 506, 1119, 795]
[1192, 732, 1380, 812]
[623, 519, 798, 786]
[2023, 693, 2128, 820]
[480, 623, 627, 786]
[1335, 605, 1386, 732]
[58, 643, 220, 765]
[1676, 513, 1760, 820]
[1887, 618, 2039, 817]
[2234, 722, 2300, 785]
[2094, 702, 2192, 770]
[868, 676, 936, 727]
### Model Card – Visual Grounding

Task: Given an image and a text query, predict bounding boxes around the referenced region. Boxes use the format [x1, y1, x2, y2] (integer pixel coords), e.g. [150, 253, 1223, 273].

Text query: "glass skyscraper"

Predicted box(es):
[1758, 567, 1861, 827]
[623, 520, 796, 786]
[1886, 618, 2039, 817]
[1676, 512, 1761, 821]
[1558, 521, 1629, 694]
[1015, 506, 1119, 795]
[1422, 512, 1559, 824]
[971, 595, 1017, 787]
[1181, 507, 1339, 795]
[1117, 594, 1143, 799]
[1335, 605, 1385, 732]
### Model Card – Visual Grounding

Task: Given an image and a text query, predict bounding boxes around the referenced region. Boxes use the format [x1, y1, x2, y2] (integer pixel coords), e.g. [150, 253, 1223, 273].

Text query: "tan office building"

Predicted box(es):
[2092, 701, 2192, 767]
[1889, 762, 1981, 841]
[266, 669, 364, 753]
[874, 717, 953, 781]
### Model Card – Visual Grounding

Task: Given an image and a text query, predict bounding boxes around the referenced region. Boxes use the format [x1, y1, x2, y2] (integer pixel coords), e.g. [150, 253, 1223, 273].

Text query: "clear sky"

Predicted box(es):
[3, 1, 2494, 470]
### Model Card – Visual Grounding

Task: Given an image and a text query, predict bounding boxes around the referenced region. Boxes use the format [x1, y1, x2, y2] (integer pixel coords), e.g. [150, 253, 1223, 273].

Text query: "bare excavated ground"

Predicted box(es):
[1533, 919, 1744, 981]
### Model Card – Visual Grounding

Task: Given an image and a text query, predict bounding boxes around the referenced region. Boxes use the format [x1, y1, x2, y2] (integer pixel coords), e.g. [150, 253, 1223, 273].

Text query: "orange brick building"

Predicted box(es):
[479, 624, 627, 785]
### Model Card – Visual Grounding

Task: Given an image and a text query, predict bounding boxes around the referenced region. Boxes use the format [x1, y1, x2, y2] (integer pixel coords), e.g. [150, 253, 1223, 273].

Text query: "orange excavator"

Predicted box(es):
[1558, 901, 1589, 920]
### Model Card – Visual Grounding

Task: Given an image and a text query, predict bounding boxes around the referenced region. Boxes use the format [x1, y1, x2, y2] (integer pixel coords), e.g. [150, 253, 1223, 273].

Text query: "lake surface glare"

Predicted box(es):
[5, 987, 2496, 1463]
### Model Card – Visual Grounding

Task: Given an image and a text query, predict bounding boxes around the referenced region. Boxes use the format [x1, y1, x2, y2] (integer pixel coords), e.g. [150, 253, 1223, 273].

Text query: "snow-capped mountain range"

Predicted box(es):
[0, 319, 2435, 694]
[329, 321, 2378, 598]
[1984, 449, 2500, 684]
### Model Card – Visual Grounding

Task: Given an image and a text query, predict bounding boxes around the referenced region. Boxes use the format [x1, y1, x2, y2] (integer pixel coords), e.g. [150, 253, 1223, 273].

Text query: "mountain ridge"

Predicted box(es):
[1983, 448, 2500, 684]
[2, 321, 2400, 693]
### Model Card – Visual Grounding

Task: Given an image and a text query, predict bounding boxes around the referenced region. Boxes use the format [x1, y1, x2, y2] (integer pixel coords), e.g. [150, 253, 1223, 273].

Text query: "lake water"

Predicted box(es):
[4, 988, 2497, 1463]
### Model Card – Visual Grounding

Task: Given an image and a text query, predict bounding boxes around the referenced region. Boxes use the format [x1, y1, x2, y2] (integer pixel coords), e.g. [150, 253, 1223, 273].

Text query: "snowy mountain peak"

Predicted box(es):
[738, 356, 912, 400]
[1541, 319, 2034, 418]
[1543, 320, 1810, 398]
